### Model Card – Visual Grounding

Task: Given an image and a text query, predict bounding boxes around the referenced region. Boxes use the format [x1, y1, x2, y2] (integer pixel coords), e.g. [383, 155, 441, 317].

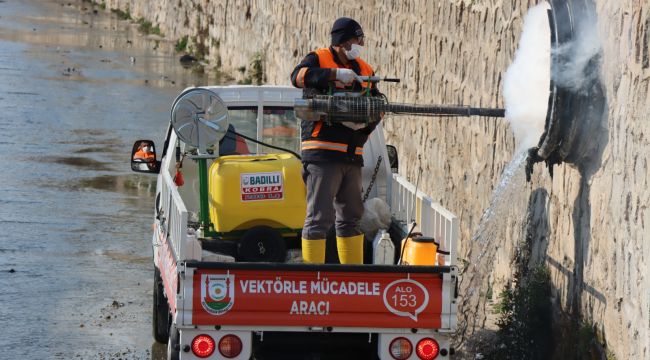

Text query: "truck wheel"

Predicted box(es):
[153, 267, 170, 343]
[238, 226, 287, 262]
[167, 323, 180, 360]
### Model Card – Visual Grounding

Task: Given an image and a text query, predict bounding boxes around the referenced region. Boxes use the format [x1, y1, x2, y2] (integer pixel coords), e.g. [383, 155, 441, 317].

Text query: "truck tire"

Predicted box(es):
[167, 323, 180, 360]
[153, 267, 170, 343]
[238, 226, 287, 262]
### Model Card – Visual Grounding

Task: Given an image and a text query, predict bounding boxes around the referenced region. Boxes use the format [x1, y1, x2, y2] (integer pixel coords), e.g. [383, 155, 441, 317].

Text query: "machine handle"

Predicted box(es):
[357, 76, 401, 83]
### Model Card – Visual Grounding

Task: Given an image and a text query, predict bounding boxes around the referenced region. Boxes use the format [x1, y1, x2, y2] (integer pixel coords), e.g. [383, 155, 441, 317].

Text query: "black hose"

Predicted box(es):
[468, 107, 506, 117]
[397, 222, 417, 265]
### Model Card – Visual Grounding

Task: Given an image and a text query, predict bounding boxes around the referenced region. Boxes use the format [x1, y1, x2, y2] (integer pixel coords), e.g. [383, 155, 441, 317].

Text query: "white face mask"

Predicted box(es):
[345, 44, 363, 60]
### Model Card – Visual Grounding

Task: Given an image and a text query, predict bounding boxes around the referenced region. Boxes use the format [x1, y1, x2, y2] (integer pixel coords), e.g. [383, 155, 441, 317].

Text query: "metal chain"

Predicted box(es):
[362, 155, 383, 202]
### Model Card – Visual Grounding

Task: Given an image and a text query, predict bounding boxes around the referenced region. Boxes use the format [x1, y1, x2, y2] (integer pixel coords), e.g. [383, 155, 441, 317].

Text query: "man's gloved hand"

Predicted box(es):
[336, 69, 360, 86]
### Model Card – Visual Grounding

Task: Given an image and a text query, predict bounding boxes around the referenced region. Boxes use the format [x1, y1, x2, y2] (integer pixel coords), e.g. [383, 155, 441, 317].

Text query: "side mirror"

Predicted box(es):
[131, 140, 160, 174]
[386, 145, 399, 173]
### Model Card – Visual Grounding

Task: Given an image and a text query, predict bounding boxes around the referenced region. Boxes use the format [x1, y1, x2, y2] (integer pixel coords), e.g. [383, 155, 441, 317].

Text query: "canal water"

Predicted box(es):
[0, 0, 211, 358]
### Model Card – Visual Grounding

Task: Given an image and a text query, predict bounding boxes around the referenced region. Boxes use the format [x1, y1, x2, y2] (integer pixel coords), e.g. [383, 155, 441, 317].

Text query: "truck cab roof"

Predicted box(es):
[184, 85, 302, 107]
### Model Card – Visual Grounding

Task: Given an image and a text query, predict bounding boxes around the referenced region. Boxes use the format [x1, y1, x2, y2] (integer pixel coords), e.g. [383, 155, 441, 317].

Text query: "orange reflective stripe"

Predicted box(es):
[301, 140, 364, 155]
[302, 140, 347, 152]
[311, 121, 323, 137]
[301, 146, 364, 155]
[296, 67, 308, 88]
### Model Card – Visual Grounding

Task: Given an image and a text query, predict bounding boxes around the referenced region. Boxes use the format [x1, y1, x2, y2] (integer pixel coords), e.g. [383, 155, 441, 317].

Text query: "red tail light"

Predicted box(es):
[389, 337, 413, 360]
[191, 334, 215, 358]
[218, 334, 243, 358]
[416, 338, 440, 360]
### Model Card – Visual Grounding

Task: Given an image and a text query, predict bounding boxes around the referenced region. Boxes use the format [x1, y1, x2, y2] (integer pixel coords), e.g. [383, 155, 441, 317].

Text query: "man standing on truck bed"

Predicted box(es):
[290, 17, 381, 265]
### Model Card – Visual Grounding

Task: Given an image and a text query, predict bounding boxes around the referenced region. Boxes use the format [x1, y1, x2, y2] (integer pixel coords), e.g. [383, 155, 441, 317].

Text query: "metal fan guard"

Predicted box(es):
[170, 88, 230, 152]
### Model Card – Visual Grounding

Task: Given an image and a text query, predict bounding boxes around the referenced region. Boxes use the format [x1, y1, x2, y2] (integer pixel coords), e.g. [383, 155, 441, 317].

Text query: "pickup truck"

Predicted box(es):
[131, 85, 459, 360]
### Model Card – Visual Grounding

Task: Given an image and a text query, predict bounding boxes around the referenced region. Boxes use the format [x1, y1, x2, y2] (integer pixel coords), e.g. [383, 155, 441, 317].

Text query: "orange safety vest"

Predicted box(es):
[134, 149, 155, 161]
[300, 48, 375, 162]
[312, 48, 374, 89]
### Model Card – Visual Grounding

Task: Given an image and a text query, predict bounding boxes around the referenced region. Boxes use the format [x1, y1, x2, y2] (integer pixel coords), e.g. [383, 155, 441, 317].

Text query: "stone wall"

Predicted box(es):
[103, 0, 649, 358]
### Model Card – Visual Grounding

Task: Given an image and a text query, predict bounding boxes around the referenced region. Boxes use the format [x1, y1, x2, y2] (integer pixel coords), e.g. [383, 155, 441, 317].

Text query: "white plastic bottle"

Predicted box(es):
[373, 230, 395, 265]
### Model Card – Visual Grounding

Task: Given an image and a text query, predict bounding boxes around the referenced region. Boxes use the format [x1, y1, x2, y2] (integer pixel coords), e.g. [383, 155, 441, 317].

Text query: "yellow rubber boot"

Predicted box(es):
[301, 238, 326, 264]
[336, 234, 364, 264]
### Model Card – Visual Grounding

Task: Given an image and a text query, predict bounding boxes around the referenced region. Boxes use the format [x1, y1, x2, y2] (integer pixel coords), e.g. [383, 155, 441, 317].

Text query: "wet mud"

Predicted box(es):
[44, 156, 114, 171]
[0, 0, 209, 358]
[73, 146, 117, 154]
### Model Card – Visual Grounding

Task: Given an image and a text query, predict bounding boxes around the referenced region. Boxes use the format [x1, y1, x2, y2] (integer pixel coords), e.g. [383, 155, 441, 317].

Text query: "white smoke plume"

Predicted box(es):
[504, 2, 603, 153]
[552, 14, 602, 93]
[503, 3, 551, 152]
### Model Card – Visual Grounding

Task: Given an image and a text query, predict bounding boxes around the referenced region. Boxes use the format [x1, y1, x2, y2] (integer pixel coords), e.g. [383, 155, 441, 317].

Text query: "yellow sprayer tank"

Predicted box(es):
[208, 153, 306, 233]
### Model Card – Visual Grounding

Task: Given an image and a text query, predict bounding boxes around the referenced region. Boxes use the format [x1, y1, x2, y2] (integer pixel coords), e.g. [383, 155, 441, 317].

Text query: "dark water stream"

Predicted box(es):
[0, 1, 211, 358]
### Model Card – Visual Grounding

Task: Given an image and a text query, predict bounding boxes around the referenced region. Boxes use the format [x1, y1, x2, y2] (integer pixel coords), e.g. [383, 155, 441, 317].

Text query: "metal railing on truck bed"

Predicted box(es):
[390, 173, 459, 267]
[159, 169, 189, 260]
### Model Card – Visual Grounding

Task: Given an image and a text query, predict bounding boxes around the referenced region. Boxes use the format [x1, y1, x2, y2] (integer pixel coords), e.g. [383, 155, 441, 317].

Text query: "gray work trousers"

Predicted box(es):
[301, 162, 363, 240]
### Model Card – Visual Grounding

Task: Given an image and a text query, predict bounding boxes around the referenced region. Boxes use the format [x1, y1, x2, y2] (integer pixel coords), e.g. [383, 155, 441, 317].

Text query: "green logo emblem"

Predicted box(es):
[201, 274, 235, 315]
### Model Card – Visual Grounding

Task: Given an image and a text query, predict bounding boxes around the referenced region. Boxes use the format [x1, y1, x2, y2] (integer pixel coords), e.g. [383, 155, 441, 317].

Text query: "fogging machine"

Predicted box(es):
[294, 76, 505, 123]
